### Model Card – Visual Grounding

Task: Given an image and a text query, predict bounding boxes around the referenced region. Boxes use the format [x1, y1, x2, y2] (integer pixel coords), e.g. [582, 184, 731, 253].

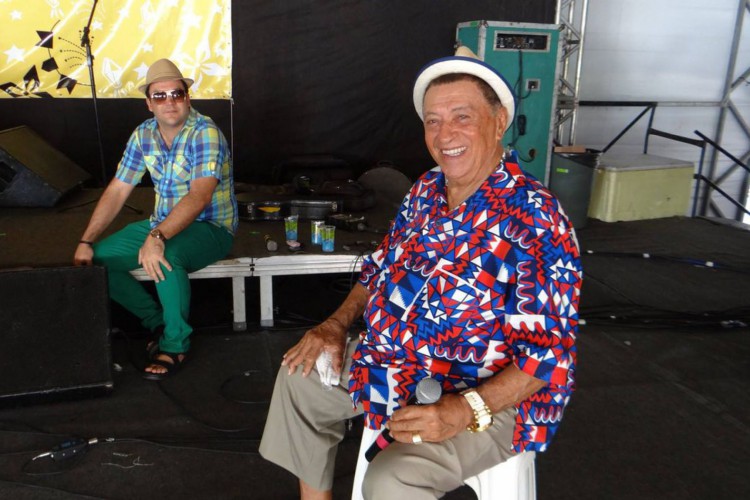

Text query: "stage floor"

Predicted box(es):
[0, 187, 393, 269]
[1, 203, 749, 499]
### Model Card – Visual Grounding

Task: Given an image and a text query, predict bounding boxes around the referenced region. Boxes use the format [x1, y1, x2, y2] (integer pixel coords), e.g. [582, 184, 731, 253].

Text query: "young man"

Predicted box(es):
[74, 59, 237, 380]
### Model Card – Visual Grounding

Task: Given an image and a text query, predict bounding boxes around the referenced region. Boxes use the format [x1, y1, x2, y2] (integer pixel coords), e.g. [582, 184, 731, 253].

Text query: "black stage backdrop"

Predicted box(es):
[0, 0, 554, 185]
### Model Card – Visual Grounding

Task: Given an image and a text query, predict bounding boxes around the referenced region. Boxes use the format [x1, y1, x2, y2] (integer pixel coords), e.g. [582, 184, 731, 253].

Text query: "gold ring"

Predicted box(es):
[412, 432, 423, 445]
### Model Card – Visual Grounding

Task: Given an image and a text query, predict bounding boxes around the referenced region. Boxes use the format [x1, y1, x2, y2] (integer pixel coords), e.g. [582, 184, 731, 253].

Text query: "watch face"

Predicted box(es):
[476, 414, 493, 431]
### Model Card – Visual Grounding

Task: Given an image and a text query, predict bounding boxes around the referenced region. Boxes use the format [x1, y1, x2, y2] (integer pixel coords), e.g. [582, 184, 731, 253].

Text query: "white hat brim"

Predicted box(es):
[413, 56, 516, 131]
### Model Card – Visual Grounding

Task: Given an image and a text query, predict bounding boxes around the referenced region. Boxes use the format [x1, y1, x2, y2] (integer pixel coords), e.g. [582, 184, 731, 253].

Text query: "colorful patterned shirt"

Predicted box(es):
[115, 108, 237, 234]
[348, 153, 583, 452]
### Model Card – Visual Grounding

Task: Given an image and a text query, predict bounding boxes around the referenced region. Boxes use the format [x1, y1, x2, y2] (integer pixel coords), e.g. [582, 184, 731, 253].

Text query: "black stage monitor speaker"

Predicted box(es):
[0, 126, 91, 207]
[0, 266, 113, 406]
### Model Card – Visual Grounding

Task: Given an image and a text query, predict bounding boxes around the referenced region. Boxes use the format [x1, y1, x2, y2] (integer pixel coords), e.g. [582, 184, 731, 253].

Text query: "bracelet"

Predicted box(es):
[80, 240, 94, 246]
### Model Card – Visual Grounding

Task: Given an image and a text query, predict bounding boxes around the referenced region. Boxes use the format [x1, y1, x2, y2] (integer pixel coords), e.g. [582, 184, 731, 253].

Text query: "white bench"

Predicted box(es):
[129, 253, 364, 330]
[130, 258, 253, 331]
[252, 254, 365, 327]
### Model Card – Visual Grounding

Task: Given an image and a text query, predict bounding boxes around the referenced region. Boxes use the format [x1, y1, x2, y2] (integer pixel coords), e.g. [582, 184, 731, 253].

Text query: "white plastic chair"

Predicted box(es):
[352, 426, 536, 500]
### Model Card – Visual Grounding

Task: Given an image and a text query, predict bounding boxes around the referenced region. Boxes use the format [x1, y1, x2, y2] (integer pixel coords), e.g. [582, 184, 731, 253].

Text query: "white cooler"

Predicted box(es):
[587, 153, 694, 222]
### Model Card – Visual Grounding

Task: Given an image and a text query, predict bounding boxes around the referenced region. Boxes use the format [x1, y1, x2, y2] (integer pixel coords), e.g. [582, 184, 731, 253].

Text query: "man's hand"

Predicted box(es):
[385, 365, 548, 445]
[386, 393, 473, 444]
[281, 318, 348, 377]
[138, 235, 172, 282]
[73, 243, 94, 266]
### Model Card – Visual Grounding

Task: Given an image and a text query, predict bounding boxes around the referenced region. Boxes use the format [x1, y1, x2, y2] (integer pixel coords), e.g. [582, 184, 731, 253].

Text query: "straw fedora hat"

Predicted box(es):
[412, 46, 516, 131]
[138, 58, 194, 94]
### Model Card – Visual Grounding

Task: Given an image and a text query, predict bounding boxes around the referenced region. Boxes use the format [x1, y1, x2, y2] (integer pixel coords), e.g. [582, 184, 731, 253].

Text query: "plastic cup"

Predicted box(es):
[321, 225, 335, 252]
[284, 215, 299, 241]
[311, 220, 324, 245]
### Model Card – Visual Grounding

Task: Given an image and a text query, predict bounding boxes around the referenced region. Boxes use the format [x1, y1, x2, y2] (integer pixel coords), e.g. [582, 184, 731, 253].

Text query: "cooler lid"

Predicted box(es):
[597, 153, 694, 172]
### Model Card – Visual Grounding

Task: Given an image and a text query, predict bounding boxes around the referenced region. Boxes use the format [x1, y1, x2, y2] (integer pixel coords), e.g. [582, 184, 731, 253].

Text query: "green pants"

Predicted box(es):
[93, 220, 233, 353]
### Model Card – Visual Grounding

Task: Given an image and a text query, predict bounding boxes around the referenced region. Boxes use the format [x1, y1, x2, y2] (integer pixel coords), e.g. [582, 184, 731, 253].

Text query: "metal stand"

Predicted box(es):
[81, 0, 107, 186]
[61, 0, 142, 215]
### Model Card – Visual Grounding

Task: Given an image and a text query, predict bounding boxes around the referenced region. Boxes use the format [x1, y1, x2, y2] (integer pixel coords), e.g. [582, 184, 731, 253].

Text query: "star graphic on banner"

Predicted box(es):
[4, 45, 24, 63]
[11, 10, 22, 20]
[182, 11, 202, 29]
[134, 62, 149, 80]
[142, 43, 153, 53]
[165, 0, 179, 7]
[23, 66, 40, 89]
[92, 20, 103, 31]
[41, 57, 59, 72]
[118, 7, 129, 18]
[36, 30, 54, 49]
[57, 74, 77, 93]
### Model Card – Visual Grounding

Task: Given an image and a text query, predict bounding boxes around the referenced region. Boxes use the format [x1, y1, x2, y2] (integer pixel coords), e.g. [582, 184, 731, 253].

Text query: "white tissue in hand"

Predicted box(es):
[316, 349, 340, 389]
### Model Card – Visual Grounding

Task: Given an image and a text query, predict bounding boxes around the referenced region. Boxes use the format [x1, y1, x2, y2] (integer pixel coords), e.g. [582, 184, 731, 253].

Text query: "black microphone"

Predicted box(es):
[364, 377, 442, 462]
[264, 234, 278, 251]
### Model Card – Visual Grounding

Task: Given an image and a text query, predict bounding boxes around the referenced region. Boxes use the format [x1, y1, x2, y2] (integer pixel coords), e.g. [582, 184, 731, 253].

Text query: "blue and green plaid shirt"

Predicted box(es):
[115, 108, 237, 235]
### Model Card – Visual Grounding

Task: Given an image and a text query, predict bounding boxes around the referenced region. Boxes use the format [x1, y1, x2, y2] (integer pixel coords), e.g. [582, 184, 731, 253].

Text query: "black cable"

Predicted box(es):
[16, 434, 266, 479]
[507, 49, 533, 163]
[112, 328, 271, 433]
[153, 382, 266, 434]
[80, 0, 108, 186]
[507, 49, 523, 150]
[582, 310, 750, 329]
[0, 420, 53, 435]
[94, 436, 262, 455]
[516, 48, 532, 100]
[583, 249, 750, 275]
[579, 247, 750, 327]
[22, 452, 89, 477]
[581, 270, 640, 306]
[112, 269, 373, 435]
[581, 268, 750, 329]
[217, 369, 271, 405]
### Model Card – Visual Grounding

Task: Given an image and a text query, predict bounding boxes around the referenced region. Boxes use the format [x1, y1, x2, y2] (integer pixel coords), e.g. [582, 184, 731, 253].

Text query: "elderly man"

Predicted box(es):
[74, 59, 237, 380]
[260, 47, 582, 499]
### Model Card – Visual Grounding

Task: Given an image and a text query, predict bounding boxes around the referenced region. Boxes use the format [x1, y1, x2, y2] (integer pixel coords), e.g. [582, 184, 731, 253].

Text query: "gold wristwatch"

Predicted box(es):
[149, 228, 167, 242]
[461, 388, 493, 433]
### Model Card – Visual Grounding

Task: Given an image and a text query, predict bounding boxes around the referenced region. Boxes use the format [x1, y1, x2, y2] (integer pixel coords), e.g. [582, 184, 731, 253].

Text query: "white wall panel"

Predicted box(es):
[575, 0, 749, 220]
[580, 0, 738, 101]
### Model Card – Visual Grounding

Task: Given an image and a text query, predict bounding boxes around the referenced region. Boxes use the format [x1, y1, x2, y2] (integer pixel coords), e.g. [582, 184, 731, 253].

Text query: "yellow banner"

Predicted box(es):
[0, 0, 232, 98]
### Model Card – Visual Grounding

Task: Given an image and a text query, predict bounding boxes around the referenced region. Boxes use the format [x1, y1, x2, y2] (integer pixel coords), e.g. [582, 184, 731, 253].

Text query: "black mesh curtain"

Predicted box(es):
[232, 0, 554, 182]
[0, 0, 555, 184]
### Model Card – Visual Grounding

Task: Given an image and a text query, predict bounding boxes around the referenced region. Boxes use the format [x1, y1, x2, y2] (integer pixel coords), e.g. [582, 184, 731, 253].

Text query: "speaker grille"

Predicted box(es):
[0, 266, 113, 405]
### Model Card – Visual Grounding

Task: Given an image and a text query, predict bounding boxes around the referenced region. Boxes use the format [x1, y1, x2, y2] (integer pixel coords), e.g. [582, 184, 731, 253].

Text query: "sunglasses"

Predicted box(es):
[149, 89, 187, 104]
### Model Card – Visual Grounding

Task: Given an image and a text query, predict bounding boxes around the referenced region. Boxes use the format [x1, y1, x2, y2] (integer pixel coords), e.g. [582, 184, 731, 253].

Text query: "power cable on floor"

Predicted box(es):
[583, 249, 750, 275]
[9, 431, 265, 477]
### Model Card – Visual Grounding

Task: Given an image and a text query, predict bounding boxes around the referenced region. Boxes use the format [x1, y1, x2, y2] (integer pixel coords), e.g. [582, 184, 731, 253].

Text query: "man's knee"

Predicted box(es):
[361, 449, 440, 499]
[270, 364, 307, 406]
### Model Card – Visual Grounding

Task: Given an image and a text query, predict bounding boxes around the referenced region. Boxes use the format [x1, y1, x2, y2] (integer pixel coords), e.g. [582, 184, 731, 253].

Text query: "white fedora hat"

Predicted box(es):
[413, 46, 516, 131]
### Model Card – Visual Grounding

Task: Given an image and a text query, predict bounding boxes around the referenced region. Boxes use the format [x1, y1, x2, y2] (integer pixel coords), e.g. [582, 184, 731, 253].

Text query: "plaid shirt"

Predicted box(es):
[349, 153, 583, 452]
[115, 108, 237, 234]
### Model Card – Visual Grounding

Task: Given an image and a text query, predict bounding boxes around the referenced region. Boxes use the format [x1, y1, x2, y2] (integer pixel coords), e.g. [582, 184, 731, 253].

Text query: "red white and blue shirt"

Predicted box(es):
[348, 153, 583, 452]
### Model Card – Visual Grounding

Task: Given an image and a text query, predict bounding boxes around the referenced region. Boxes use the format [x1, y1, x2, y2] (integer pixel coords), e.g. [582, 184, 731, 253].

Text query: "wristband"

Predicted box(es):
[80, 240, 94, 246]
